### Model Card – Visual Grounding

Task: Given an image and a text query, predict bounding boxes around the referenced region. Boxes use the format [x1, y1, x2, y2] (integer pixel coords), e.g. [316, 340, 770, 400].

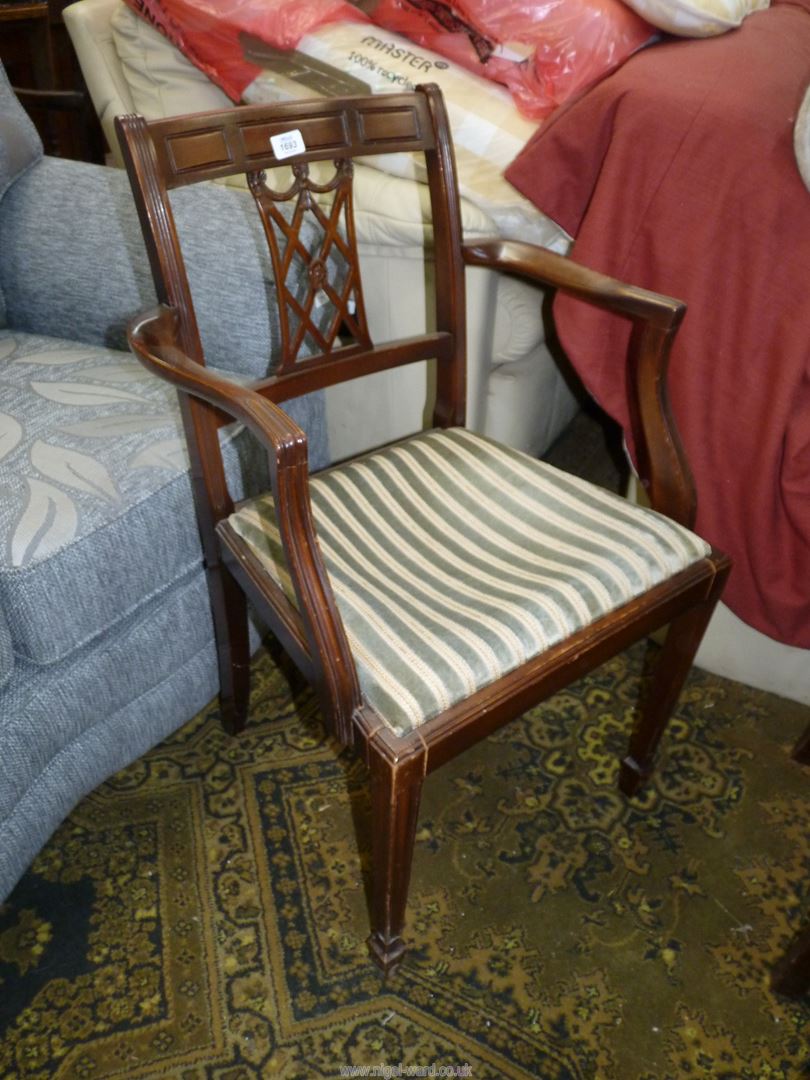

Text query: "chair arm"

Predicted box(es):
[128, 304, 309, 473]
[463, 239, 696, 528]
[463, 239, 684, 329]
[130, 302, 362, 743]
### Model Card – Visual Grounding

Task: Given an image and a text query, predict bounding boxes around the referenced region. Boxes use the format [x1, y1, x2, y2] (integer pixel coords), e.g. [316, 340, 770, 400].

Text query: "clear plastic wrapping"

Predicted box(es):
[363, 0, 655, 118]
[124, 0, 369, 99]
[125, 0, 654, 116]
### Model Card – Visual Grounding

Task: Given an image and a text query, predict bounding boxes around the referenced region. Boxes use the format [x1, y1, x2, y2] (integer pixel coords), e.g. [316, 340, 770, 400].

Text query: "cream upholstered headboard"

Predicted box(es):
[64, 0, 137, 162]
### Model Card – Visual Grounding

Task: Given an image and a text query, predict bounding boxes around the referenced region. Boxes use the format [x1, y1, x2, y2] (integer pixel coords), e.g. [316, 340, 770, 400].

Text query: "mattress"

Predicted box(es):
[109, 3, 571, 245]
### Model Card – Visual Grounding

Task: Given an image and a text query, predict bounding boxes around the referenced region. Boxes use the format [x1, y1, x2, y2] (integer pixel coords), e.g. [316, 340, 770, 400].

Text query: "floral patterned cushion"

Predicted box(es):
[0, 329, 265, 666]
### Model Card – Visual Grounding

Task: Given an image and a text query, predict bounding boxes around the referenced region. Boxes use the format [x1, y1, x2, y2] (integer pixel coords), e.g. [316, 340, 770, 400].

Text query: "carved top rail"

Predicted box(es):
[143, 94, 437, 189]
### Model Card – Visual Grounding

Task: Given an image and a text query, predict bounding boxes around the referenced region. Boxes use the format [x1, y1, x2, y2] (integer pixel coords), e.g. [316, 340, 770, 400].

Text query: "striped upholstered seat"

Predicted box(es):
[228, 428, 710, 735]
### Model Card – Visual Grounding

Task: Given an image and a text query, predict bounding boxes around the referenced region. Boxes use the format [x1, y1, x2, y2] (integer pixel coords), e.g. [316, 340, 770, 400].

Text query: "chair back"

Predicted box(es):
[115, 86, 468, 428]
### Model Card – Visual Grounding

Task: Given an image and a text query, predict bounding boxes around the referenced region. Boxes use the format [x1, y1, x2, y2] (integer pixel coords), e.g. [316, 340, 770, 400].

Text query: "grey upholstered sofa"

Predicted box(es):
[0, 67, 326, 902]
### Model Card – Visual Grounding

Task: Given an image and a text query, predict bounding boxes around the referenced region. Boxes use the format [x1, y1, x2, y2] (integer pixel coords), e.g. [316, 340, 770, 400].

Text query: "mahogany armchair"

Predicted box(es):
[116, 86, 730, 974]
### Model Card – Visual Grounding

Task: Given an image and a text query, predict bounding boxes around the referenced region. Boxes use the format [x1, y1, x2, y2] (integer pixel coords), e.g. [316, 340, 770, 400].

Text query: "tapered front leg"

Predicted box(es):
[620, 558, 731, 796]
[366, 741, 426, 975]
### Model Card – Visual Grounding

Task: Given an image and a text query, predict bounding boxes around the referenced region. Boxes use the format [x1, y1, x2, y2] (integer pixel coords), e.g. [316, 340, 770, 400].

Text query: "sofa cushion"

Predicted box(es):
[0, 329, 278, 665]
[0, 565, 246, 900]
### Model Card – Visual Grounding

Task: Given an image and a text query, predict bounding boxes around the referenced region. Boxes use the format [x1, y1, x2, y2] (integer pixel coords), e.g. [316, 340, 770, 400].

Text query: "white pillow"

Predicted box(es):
[240, 22, 567, 245]
[795, 84, 810, 193]
[621, 0, 769, 36]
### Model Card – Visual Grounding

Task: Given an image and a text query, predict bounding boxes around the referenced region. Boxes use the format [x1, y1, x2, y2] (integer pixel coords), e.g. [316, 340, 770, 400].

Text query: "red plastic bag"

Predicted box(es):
[124, 0, 369, 100]
[363, 0, 655, 119]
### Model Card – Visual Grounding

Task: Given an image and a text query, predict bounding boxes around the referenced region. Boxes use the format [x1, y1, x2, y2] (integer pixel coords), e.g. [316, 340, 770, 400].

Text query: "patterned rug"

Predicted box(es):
[1, 643, 808, 1079]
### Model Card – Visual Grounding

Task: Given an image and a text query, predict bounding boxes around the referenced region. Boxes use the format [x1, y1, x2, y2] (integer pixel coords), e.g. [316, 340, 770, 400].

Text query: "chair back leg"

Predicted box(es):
[791, 722, 810, 765]
[771, 921, 810, 997]
[620, 559, 731, 795]
[208, 561, 251, 735]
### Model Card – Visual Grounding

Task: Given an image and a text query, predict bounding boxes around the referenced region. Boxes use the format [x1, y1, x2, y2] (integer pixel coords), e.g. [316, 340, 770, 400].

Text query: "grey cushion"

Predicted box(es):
[0, 328, 323, 665]
[229, 428, 711, 735]
[0, 329, 275, 664]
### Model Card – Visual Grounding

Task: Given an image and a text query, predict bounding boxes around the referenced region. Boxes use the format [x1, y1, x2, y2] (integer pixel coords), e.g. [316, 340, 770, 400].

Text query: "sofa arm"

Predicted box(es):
[0, 156, 152, 350]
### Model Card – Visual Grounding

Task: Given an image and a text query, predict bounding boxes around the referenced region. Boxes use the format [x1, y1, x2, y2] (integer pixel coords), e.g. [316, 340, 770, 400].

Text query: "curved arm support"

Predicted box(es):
[128, 305, 362, 744]
[129, 305, 309, 469]
[463, 240, 696, 528]
[463, 239, 685, 327]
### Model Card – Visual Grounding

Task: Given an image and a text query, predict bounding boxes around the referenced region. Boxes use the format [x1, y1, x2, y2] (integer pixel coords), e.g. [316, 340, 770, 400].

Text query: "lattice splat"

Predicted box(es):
[248, 161, 371, 372]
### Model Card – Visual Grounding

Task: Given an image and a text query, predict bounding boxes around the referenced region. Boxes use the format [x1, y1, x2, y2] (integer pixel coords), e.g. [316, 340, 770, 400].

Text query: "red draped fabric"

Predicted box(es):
[506, 0, 810, 647]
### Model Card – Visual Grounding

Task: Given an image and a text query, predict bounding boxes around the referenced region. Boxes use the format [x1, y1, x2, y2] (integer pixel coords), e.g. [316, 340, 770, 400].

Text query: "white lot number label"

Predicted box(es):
[271, 128, 306, 160]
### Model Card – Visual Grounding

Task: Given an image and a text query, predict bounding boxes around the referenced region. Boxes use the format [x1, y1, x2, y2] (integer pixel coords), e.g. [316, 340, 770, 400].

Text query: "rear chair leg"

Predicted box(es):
[770, 737, 810, 997]
[620, 560, 730, 796]
[771, 921, 810, 998]
[208, 562, 251, 735]
[791, 722, 810, 765]
[366, 743, 426, 975]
